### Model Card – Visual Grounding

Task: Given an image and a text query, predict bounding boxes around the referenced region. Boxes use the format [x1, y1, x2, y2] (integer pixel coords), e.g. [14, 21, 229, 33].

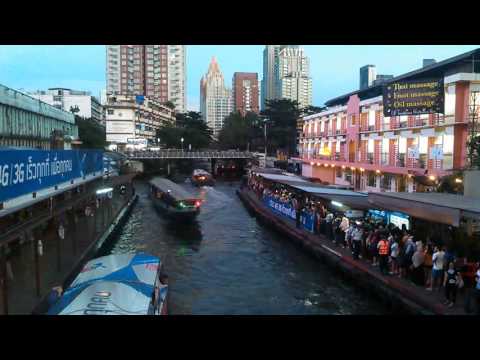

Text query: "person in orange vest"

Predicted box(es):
[377, 235, 390, 275]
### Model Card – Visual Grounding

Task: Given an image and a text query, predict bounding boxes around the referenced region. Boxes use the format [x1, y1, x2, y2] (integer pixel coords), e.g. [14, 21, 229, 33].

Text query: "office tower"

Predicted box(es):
[359, 65, 377, 90]
[423, 59, 437, 67]
[233, 72, 259, 115]
[200, 57, 233, 137]
[276, 47, 313, 108]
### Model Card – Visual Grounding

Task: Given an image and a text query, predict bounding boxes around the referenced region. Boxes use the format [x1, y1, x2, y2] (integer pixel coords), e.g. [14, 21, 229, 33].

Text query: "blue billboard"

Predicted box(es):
[263, 196, 315, 233]
[0, 150, 103, 203]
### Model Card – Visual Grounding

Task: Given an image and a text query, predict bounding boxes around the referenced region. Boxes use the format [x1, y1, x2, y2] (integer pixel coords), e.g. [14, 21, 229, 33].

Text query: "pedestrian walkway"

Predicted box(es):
[241, 189, 471, 315]
[3, 185, 132, 314]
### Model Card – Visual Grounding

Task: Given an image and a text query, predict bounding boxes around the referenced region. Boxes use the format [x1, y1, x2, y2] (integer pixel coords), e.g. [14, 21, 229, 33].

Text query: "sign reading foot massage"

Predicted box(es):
[0, 150, 103, 203]
[383, 78, 444, 116]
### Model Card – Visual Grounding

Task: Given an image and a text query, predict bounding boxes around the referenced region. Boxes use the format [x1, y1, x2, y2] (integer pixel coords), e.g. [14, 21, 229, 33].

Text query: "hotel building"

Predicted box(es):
[297, 48, 480, 193]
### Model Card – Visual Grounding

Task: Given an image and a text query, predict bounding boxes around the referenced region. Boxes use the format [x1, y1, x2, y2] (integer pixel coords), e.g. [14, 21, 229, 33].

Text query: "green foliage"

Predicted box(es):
[70, 105, 80, 114]
[156, 111, 213, 149]
[300, 105, 327, 116]
[217, 111, 263, 151]
[261, 99, 301, 156]
[467, 135, 480, 169]
[75, 116, 106, 149]
[164, 101, 176, 110]
[437, 171, 464, 194]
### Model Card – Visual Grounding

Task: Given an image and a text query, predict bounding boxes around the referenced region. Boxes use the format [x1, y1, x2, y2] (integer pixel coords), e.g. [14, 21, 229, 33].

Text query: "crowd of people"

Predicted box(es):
[246, 173, 480, 313]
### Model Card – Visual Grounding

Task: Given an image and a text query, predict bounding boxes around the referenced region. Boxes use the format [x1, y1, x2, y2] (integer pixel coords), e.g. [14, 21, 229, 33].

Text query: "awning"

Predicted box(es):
[368, 192, 480, 227]
[287, 184, 370, 210]
[255, 173, 308, 183]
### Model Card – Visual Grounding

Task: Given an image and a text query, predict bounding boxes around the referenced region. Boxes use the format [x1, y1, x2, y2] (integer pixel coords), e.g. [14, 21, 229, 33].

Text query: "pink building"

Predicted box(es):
[297, 48, 480, 192]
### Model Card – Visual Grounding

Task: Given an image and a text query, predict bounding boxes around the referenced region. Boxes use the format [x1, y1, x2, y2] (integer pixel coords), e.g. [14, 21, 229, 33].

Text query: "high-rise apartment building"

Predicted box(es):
[200, 57, 233, 137]
[233, 72, 259, 115]
[360, 65, 377, 89]
[168, 45, 187, 113]
[423, 58, 437, 67]
[261, 45, 281, 110]
[276, 47, 313, 108]
[372, 74, 394, 86]
[106, 45, 186, 112]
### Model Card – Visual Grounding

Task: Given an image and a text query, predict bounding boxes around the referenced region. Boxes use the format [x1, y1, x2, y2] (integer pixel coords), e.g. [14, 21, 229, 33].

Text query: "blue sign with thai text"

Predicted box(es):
[0, 150, 103, 203]
[263, 196, 315, 233]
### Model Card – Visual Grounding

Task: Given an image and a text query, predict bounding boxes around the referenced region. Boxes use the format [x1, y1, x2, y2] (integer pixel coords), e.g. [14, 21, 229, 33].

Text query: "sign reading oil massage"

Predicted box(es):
[383, 78, 444, 117]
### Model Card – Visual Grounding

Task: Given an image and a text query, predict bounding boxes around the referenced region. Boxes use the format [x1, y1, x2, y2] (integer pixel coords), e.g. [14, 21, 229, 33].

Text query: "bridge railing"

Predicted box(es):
[123, 149, 253, 159]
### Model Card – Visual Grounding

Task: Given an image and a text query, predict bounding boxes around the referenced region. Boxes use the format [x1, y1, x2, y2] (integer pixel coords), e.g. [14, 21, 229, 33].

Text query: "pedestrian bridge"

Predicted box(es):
[124, 150, 254, 160]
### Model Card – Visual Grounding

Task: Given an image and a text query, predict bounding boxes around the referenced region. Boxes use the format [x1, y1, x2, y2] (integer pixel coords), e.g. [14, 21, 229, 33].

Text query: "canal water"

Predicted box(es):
[105, 180, 387, 315]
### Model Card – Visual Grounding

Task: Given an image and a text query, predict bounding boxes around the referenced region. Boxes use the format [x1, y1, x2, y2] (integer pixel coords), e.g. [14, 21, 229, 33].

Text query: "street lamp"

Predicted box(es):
[181, 137, 184, 151]
[260, 116, 269, 167]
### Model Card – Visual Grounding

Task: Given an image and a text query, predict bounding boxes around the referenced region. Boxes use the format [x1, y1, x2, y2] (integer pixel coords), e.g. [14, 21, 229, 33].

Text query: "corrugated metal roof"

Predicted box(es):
[369, 192, 480, 214]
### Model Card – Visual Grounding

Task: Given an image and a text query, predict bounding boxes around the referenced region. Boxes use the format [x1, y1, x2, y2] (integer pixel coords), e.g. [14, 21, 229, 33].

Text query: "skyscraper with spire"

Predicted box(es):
[200, 57, 233, 137]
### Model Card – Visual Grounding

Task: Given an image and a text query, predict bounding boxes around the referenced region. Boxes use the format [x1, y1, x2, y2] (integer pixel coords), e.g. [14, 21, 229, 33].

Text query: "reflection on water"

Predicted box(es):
[106, 180, 387, 315]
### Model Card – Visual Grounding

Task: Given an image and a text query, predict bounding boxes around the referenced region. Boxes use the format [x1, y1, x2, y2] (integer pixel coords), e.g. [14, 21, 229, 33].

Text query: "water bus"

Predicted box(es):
[150, 177, 202, 221]
[191, 169, 215, 187]
[47, 253, 168, 315]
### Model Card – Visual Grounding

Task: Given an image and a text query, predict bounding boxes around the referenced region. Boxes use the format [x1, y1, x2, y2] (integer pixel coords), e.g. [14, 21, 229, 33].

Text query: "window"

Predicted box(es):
[107, 109, 114, 115]
[381, 174, 392, 190]
[336, 167, 342, 178]
[368, 172, 376, 187]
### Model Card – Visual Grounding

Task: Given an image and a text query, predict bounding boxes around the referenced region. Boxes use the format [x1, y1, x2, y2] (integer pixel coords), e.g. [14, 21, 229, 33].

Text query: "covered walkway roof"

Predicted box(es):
[368, 192, 480, 227]
[288, 184, 369, 210]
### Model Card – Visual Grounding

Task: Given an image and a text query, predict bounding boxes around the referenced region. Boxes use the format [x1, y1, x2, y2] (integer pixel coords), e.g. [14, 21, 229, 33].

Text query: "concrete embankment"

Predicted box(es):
[237, 188, 445, 315]
[32, 194, 139, 314]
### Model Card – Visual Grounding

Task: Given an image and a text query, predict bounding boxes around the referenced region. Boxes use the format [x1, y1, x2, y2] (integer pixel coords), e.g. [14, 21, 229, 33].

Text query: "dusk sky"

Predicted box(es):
[0, 45, 478, 111]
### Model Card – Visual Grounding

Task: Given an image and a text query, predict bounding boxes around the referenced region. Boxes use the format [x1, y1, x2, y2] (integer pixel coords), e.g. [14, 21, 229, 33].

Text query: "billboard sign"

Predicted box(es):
[0, 150, 103, 203]
[407, 146, 420, 159]
[106, 121, 134, 134]
[383, 78, 444, 116]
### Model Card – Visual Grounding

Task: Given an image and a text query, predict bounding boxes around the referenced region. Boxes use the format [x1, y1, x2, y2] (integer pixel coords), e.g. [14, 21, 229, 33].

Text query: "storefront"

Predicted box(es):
[367, 209, 411, 230]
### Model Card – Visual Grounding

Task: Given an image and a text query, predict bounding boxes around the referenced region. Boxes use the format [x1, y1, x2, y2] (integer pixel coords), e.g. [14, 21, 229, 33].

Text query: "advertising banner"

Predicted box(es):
[0, 150, 103, 203]
[106, 121, 134, 134]
[263, 196, 315, 233]
[430, 145, 443, 160]
[383, 78, 444, 116]
[407, 146, 420, 159]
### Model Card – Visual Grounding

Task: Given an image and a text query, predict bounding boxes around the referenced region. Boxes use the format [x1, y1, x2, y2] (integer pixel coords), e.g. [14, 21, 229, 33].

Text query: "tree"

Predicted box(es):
[70, 105, 80, 115]
[164, 101, 176, 110]
[260, 99, 301, 156]
[300, 105, 327, 116]
[437, 171, 464, 194]
[75, 116, 106, 149]
[156, 111, 213, 149]
[217, 111, 264, 151]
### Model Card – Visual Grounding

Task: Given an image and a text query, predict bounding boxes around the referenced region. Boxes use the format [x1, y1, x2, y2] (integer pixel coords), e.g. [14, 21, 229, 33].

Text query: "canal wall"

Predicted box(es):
[31, 194, 139, 314]
[237, 189, 441, 315]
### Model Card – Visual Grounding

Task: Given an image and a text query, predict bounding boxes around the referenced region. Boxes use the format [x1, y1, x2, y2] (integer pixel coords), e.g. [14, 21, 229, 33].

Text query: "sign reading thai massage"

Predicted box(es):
[0, 150, 103, 203]
[383, 78, 444, 116]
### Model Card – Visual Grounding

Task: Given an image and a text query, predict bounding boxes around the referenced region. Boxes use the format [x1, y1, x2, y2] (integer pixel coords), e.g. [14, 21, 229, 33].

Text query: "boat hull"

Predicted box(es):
[152, 198, 200, 221]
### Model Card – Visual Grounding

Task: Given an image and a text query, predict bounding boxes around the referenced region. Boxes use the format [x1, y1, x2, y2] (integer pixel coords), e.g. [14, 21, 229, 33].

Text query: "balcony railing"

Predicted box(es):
[380, 152, 389, 166]
[397, 153, 406, 167]
[366, 153, 374, 164]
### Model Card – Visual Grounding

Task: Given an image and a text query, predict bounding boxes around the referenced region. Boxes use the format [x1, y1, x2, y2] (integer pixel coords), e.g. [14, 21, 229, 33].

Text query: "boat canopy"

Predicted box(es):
[48, 253, 166, 315]
[193, 169, 210, 176]
[150, 177, 197, 200]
